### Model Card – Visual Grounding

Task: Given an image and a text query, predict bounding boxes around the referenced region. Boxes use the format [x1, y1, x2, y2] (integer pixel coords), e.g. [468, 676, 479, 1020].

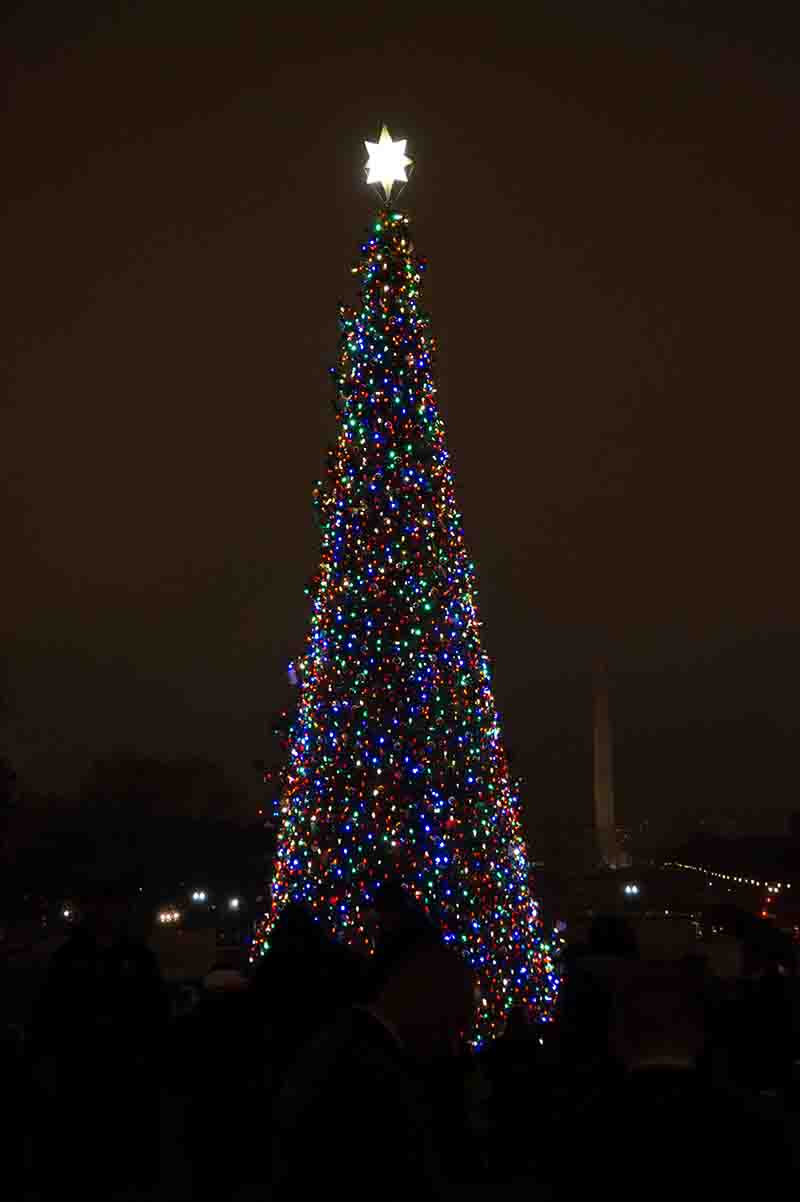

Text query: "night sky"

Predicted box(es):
[4, 3, 800, 841]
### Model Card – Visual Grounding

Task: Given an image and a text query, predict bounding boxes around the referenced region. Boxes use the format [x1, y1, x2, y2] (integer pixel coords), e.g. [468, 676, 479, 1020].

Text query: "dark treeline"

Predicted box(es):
[1, 753, 271, 910]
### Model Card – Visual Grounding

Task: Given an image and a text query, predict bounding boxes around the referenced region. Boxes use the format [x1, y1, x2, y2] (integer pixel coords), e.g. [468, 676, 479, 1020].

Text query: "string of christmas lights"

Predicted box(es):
[667, 861, 794, 891]
[252, 207, 555, 1042]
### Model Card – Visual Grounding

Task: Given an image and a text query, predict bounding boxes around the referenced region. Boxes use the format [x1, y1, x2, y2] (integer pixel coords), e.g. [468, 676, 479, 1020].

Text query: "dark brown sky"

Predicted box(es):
[4, 3, 800, 837]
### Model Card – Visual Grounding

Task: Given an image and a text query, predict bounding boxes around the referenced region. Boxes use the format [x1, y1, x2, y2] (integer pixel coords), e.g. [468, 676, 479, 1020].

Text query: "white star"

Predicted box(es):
[364, 125, 412, 202]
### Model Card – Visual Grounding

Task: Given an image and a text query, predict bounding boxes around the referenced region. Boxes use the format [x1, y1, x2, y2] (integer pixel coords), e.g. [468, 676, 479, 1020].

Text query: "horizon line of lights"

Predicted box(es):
[666, 861, 793, 892]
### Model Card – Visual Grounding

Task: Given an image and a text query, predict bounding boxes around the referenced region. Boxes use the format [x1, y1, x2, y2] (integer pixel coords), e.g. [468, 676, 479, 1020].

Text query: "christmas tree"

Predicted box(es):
[255, 129, 555, 1041]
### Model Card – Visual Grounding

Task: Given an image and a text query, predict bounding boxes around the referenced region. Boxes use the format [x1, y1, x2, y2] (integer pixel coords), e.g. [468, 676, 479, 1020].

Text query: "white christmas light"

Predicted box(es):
[364, 126, 412, 201]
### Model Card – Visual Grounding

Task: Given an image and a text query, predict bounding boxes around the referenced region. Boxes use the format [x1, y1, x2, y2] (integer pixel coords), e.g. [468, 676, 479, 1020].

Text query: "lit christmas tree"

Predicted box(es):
[255, 129, 555, 1041]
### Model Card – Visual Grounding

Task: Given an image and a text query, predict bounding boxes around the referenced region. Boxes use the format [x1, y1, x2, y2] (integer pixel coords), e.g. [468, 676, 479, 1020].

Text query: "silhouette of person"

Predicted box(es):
[251, 903, 368, 1086]
[560, 963, 798, 1199]
[98, 933, 168, 1192]
[30, 926, 104, 1199]
[559, 913, 639, 1072]
[481, 1004, 544, 1179]
[182, 961, 263, 1202]
[32, 921, 169, 1200]
[273, 934, 477, 1202]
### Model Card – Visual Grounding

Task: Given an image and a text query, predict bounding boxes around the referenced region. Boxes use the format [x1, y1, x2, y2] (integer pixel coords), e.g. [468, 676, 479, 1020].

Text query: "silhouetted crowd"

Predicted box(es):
[2, 897, 799, 1201]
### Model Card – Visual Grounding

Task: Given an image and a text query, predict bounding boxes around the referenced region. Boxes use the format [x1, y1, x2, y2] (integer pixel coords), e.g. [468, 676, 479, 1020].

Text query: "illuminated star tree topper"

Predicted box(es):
[364, 124, 413, 202]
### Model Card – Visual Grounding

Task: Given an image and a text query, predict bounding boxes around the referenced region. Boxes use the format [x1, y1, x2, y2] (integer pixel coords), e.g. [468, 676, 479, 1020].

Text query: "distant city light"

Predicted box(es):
[62, 909, 72, 919]
[623, 883, 640, 897]
[191, 890, 207, 903]
[669, 861, 794, 892]
[158, 909, 180, 924]
[229, 897, 240, 910]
